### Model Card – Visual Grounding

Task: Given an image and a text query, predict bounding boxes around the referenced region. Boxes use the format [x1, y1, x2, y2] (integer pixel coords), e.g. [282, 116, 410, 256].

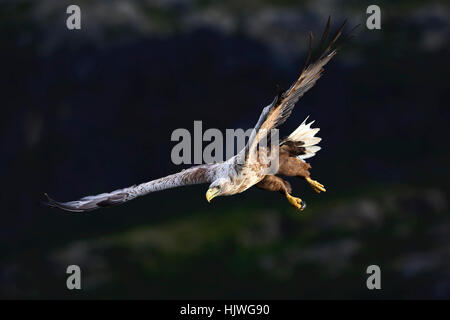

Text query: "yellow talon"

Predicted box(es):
[306, 177, 326, 193]
[285, 192, 306, 211]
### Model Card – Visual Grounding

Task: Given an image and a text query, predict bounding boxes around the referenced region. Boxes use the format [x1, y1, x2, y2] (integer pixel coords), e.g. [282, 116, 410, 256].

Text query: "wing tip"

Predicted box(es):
[42, 192, 55, 207]
[42, 192, 85, 213]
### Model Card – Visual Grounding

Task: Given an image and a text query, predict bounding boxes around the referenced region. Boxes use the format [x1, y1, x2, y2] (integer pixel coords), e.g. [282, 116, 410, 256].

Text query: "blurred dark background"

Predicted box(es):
[1, 0, 449, 299]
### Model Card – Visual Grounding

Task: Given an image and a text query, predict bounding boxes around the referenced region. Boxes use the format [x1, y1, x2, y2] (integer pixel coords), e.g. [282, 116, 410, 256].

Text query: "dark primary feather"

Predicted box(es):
[44, 191, 130, 212]
[317, 16, 332, 55]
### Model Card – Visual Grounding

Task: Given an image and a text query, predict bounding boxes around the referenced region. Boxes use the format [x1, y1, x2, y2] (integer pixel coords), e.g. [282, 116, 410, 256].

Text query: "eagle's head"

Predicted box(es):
[206, 178, 233, 202]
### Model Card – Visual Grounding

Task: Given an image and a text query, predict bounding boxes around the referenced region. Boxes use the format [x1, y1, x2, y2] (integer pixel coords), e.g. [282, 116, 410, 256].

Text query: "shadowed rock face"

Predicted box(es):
[1, 187, 449, 299]
[1, 0, 450, 299]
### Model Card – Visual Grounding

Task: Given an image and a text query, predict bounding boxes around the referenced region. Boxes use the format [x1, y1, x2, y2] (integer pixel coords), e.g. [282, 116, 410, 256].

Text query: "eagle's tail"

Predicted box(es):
[287, 116, 321, 160]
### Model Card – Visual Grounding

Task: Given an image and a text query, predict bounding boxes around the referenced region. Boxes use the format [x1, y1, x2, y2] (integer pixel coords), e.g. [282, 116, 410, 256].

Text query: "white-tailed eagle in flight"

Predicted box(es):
[45, 18, 347, 213]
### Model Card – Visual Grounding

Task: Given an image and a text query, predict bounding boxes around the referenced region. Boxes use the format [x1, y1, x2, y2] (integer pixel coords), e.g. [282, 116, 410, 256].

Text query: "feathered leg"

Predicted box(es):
[277, 147, 326, 193]
[256, 175, 306, 211]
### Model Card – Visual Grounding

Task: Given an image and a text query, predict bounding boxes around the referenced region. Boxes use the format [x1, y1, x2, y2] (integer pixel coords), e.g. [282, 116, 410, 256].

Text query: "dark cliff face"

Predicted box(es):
[0, 0, 449, 299]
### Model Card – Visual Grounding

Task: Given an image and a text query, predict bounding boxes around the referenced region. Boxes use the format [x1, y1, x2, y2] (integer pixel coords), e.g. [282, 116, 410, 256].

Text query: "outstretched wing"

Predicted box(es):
[239, 17, 346, 165]
[44, 164, 216, 212]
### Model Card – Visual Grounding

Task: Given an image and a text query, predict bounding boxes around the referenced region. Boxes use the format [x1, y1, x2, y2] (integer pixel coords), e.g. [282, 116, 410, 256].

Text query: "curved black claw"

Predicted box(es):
[300, 200, 307, 211]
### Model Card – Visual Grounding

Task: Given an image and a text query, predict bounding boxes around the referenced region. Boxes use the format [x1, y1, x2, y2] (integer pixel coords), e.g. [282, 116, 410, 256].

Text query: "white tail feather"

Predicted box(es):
[287, 116, 322, 160]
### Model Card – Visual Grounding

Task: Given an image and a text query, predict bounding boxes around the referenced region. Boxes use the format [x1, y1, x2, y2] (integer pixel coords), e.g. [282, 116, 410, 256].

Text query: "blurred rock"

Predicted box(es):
[313, 199, 383, 231]
[260, 239, 360, 278]
[285, 239, 360, 274]
[50, 241, 111, 290]
[385, 188, 448, 217]
[394, 244, 450, 278]
[237, 210, 281, 248]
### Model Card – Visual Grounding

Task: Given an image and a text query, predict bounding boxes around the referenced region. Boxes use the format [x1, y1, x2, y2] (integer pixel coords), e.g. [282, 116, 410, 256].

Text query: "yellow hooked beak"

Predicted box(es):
[206, 187, 220, 203]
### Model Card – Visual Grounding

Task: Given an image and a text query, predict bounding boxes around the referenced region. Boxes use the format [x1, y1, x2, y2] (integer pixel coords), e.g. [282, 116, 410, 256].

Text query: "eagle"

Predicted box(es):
[45, 18, 346, 213]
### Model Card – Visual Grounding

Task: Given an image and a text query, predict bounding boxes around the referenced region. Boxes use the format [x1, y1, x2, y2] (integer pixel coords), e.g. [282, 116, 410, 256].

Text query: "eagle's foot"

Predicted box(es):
[285, 192, 306, 211]
[306, 177, 326, 193]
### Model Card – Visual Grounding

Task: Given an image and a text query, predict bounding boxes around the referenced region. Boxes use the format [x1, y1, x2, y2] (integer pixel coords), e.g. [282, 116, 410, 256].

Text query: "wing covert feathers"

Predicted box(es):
[44, 164, 216, 212]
